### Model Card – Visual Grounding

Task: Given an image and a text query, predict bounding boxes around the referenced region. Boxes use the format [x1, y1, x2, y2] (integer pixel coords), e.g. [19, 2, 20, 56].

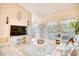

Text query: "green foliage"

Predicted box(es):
[69, 21, 79, 34]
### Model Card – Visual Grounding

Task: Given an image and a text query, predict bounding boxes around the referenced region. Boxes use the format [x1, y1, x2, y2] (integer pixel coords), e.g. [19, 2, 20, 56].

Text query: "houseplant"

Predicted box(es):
[69, 21, 79, 34]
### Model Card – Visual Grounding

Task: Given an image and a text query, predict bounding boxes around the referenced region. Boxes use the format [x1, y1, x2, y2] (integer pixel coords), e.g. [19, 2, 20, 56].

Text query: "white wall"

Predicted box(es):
[0, 4, 32, 38]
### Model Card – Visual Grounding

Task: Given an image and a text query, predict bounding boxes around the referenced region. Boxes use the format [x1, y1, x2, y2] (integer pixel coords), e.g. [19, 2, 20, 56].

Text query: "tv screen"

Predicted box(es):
[10, 25, 27, 36]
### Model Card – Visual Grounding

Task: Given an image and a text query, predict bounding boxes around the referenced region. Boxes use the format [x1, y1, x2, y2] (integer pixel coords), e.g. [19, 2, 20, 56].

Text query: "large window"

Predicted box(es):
[31, 18, 76, 40]
[47, 21, 57, 40]
[39, 23, 45, 39]
[60, 20, 75, 32]
[60, 19, 75, 40]
[31, 25, 37, 38]
[47, 19, 75, 40]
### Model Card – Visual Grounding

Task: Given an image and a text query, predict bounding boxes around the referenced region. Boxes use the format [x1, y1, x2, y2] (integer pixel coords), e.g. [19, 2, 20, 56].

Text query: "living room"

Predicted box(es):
[0, 3, 79, 56]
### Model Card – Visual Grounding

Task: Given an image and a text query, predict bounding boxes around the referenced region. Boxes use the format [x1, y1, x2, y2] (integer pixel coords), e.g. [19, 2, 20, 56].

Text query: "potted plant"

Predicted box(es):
[69, 21, 79, 34]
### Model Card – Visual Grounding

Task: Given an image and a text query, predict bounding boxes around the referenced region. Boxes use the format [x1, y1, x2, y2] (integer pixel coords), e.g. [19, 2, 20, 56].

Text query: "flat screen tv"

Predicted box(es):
[10, 25, 27, 36]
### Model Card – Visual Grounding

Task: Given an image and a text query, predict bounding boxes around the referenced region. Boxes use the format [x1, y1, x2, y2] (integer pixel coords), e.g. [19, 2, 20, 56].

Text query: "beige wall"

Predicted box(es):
[0, 4, 32, 43]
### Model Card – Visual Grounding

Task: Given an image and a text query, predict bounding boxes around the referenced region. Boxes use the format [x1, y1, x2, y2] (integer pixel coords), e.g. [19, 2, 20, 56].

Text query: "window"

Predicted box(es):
[60, 19, 75, 40]
[39, 23, 45, 39]
[47, 21, 57, 40]
[31, 25, 37, 38]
